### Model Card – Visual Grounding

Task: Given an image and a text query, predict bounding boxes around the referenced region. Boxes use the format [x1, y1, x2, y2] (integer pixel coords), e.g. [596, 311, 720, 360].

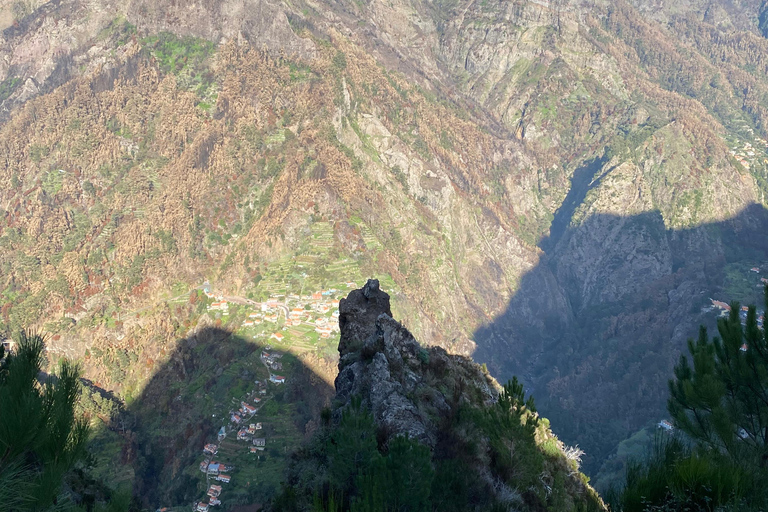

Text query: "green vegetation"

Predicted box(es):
[0, 76, 21, 102]
[669, 297, 768, 466]
[0, 332, 89, 511]
[142, 32, 216, 96]
[276, 379, 602, 512]
[609, 287, 768, 510]
[609, 436, 760, 512]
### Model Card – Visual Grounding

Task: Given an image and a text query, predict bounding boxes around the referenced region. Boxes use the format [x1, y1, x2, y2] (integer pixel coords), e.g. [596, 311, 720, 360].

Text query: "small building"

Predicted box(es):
[208, 301, 229, 312]
[242, 402, 257, 415]
[253, 438, 266, 450]
[203, 444, 218, 455]
[207, 463, 220, 475]
[217, 426, 226, 441]
[250, 446, 259, 453]
[658, 420, 674, 431]
[270, 332, 284, 342]
[207, 485, 222, 497]
[711, 300, 731, 311]
[269, 375, 285, 384]
[237, 428, 249, 441]
[199, 461, 210, 473]
[751, 267, 760, 273]
[196, 503, 210, 512]
[216, 474, 231, 483]
[740, 344, 748, 352]
[231, 414, 242, 424]
[209, 498, 221, 507]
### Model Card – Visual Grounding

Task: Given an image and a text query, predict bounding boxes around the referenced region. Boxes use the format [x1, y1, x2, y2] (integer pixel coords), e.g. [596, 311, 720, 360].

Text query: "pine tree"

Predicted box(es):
[668, 286, 768, 467]
[0, 331, 89, 511]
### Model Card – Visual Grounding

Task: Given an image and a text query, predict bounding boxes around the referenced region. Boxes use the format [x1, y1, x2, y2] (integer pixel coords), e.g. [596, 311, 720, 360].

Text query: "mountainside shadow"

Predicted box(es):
[472, 202, 768, 477]
[91, 326, 334, 509]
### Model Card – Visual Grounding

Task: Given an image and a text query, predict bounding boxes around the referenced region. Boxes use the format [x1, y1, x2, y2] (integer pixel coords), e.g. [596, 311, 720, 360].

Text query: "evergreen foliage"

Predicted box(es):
[275, 379, 602, 512]
[611, 287, 768, 511]
[608, 436, 759, 512]
[0, 331, 89, 511]
[668, 288, 768, 466]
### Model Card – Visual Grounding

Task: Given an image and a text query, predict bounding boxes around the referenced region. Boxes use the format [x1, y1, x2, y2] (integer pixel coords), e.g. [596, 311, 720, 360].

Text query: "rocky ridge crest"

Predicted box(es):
[335, 279, 499, 447]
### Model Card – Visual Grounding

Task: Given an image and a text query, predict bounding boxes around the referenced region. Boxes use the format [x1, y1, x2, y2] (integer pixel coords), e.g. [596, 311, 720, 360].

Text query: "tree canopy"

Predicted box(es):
[0, 331, 89, 511]
[668, 288, 768, 467]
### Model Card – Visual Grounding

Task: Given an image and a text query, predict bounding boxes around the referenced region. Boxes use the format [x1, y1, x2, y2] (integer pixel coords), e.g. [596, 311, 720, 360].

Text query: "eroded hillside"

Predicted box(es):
[2, 0, 768, 484]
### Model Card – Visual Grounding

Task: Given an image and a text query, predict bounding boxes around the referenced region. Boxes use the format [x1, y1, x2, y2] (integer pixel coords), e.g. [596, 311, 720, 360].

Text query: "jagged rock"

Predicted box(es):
[334, 279, 498, 448]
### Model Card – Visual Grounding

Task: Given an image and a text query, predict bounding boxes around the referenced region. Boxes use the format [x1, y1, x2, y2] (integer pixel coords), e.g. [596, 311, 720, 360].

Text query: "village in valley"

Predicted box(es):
[190, 283, 350, 511]
[121, 220, 402, 511]
[729, 136, 768, 171]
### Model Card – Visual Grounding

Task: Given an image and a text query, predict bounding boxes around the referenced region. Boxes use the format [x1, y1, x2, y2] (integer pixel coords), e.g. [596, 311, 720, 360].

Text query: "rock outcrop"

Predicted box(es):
[280, 279, 605, 511]
[335, 279, 498, 447]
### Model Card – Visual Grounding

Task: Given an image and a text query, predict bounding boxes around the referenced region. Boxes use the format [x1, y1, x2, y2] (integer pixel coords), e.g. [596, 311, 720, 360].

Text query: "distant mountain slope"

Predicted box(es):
[2, 0, 768, 478]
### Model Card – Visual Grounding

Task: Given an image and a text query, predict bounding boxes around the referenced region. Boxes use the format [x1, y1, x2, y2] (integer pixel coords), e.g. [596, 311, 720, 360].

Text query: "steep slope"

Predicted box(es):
[278, 279, 604, 511]
[2, 0, 768, 480]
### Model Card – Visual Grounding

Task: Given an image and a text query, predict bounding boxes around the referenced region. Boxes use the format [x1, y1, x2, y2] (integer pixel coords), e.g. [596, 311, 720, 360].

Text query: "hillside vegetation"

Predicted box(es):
[3, 0, 768, 490]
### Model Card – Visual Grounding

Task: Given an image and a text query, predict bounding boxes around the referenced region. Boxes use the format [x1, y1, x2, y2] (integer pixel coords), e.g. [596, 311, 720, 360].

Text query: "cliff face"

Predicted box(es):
[279, 279, 604, 512]
[335, 279, 498, 447]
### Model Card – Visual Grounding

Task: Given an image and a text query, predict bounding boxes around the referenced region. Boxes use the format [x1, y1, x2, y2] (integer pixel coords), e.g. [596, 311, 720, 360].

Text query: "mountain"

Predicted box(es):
[2, 0, 768, 490]
[275, 279, 604, 511]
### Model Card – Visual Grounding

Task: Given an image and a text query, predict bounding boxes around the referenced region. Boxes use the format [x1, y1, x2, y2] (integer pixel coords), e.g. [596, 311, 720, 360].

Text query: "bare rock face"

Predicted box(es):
[334, 279, 498, 448]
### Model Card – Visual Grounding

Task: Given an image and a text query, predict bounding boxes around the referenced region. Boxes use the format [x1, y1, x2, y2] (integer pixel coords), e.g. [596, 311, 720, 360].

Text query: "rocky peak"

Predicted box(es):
[334, 279, 498, 447]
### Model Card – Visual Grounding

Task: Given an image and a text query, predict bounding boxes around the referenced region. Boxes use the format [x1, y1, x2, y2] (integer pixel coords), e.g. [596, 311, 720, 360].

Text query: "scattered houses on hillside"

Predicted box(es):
[208, 301, 229, 314]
